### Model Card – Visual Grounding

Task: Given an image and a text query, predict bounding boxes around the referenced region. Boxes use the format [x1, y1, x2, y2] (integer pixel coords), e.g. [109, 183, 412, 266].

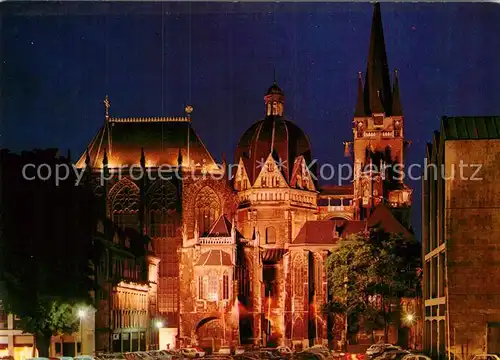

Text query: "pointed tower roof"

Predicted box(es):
[364, 3, 392, 115]
[354, 72, 366, 117]
[392, 69, 403, 116]
[206, 215, 233, 237]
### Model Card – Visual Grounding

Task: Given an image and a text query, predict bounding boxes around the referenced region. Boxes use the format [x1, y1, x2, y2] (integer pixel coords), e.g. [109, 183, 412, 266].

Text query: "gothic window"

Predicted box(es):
[208, 274, 218, 301]
[198, 276, 207, 300]
[147, 182, 177, 237]
[223, 272, 229, 300]
[111, 180, 140, 232]
[293, 256, 303, 296]
[261, 177, 267, 187]
[195, 186, 221, 235]
[314, 257, 322, 296]
[266, 227, 276, 244]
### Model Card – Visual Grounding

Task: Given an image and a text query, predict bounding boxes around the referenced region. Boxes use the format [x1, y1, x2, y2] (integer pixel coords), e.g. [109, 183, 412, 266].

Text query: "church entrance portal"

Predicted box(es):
[195, 317, 224, 354]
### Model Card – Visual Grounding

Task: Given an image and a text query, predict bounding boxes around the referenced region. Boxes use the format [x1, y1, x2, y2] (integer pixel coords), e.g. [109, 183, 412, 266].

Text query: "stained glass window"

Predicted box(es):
[110, 180, 140, 232]
[293, 256, 303, 296]
[194, 187, 221, 235]
[223, 272, 229, 300]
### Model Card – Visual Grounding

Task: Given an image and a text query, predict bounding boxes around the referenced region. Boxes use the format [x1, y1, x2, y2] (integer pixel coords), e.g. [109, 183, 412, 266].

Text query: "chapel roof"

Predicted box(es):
[75, 115, 217, 169]
[195, 249, 233, 266]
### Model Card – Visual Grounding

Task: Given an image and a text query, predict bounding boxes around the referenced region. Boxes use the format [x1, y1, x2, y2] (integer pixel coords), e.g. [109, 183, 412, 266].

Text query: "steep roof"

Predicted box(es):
[292, 220, 342, 245]
[441, 116, 500, 140]
[363, 3, 392, 115]
[75, 116, 217, 169]
[338, 204, 411, 238]
[195, 249, 233, 266]
[205, 215, 233, 237]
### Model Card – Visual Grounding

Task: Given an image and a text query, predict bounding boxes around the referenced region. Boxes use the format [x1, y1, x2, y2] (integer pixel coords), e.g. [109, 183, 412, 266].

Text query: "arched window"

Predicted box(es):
[147, 181, 177, 237]
[208, 274, 218, 301]
[198, 276, 208, 300]
[266, 227, 276, 244]
[223, 272, 229, 300]
[293, 256, 303, 296]
[194, 187, 221, 235]
[314, 256, 322, 296]
[110, 179, 140, 231]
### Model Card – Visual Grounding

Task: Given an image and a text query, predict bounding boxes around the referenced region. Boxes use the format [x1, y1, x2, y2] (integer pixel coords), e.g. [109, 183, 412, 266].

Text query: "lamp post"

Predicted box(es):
[155, 320, 163, 350]
[405, 314, 416, 349]
[77, 308, 86, 355]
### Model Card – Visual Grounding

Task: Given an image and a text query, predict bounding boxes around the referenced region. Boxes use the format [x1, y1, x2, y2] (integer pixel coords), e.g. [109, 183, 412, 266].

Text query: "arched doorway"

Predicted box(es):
[195, 317, 224, 354]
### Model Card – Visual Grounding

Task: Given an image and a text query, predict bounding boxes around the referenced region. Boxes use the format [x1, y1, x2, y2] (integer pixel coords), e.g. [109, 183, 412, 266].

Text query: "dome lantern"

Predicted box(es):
[264, 82, 285, 117]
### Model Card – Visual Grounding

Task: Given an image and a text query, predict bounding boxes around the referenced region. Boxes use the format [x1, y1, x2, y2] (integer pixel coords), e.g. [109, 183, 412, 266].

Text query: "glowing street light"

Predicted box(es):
[78, 309, 86, 319]
[155, 321, 164, 329]
[77, 308, 87, 355]
[405, 314, 415, 323]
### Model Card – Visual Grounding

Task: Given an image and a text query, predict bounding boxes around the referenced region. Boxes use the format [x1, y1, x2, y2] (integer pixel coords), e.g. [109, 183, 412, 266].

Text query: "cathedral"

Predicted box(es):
[76, 3, 413, 352]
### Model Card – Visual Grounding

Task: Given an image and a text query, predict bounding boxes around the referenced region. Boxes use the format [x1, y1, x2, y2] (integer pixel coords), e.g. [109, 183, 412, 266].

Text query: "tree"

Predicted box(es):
[0, 149, 96, 357]
[325, 227, 421, 345]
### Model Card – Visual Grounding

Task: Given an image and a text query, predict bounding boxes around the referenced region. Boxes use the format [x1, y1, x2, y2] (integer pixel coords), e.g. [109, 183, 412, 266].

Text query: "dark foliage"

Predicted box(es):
[0, 149, 96, 356]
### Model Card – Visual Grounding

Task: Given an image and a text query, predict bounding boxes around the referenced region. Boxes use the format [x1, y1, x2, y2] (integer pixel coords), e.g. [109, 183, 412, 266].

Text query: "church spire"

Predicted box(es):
[392, 69, 403, 116]
[354, 72, 366, 117]
[364, 2, 392, 115]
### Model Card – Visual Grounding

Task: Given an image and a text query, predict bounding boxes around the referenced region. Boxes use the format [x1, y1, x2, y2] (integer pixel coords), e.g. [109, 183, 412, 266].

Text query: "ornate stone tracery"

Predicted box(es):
[194, 186, 221, 235]
[109, 178, 140, 231]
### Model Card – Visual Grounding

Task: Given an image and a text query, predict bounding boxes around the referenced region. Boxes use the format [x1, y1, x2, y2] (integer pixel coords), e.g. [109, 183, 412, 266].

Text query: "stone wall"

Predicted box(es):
[445, 140, 500, 356]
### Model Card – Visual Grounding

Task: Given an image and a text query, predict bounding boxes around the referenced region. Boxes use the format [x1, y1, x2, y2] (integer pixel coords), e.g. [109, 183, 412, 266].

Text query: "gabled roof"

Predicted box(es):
[206, 215, 233, 237]
[338, 204, 411, 238]
[367, 204, 411, 237]
[75, 116, 217, 169]
[195, 249, 233, 266]
[441, 116, 500, 140]
[292, 220, 342, 246]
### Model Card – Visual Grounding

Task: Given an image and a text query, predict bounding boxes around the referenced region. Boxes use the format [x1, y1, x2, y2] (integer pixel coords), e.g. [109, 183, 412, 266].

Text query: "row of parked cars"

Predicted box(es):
[365, 344, 431, 360]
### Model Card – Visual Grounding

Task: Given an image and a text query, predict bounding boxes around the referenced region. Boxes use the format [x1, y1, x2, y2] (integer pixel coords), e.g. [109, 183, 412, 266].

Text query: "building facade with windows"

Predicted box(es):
[76, 3, 415, 351]
[422, 116, 500, 359]
[0, 310, 37, 360]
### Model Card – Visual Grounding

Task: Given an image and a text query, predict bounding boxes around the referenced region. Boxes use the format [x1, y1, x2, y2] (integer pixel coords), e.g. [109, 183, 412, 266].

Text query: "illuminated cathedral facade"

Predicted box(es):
[77, 3, 413, 352]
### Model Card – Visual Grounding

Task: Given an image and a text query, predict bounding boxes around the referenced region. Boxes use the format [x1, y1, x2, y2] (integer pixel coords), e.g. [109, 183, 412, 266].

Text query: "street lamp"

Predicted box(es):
[77, 308, 86, 355]
[156, 321, 164, 329]
[404, 313, 417, 349]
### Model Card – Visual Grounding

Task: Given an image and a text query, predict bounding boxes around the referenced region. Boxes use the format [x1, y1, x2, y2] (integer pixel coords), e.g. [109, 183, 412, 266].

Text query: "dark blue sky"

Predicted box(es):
[2, 2, 500, 237]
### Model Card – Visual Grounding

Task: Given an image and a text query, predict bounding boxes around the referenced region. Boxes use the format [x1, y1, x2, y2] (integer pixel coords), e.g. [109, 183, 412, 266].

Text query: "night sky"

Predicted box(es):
[2, 2, 500, 239]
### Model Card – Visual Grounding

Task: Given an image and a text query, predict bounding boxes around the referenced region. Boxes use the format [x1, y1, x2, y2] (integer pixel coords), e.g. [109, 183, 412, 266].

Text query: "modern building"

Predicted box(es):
[422, 116, 500, 359]
[0, 311, 37, 360]
[76, 3, 415, 351]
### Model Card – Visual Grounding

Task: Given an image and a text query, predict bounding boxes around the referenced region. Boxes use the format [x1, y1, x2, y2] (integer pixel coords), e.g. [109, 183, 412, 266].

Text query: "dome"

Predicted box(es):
[266, 82, 284, 95]
[234, 115, 312, 184]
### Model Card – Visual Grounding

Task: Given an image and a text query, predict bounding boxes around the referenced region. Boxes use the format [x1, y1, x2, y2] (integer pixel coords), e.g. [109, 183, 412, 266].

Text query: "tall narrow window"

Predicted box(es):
[110, 179, 140, 232]
[194, 187, 221, 235]
[208, 275, 218, 301]
[223, 273, 229, 300]
[198, 276, 207, 300]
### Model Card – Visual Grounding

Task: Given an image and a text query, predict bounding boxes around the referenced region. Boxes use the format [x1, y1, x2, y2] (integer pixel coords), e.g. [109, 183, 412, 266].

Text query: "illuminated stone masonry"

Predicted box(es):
[76, 3, 415, 352]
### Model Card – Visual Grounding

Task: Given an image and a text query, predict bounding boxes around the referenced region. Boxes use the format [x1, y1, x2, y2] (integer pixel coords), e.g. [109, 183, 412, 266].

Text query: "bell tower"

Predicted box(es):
[351, 3, 412, 223]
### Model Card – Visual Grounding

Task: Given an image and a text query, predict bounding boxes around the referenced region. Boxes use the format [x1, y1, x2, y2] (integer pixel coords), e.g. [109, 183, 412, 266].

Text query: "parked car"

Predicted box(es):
[373, 348, 409, 360]
[234, 347, 246, 355]
[401, 354, 432, 360]
[366, 345, 393, 359]
[472, 355, 500, 360]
